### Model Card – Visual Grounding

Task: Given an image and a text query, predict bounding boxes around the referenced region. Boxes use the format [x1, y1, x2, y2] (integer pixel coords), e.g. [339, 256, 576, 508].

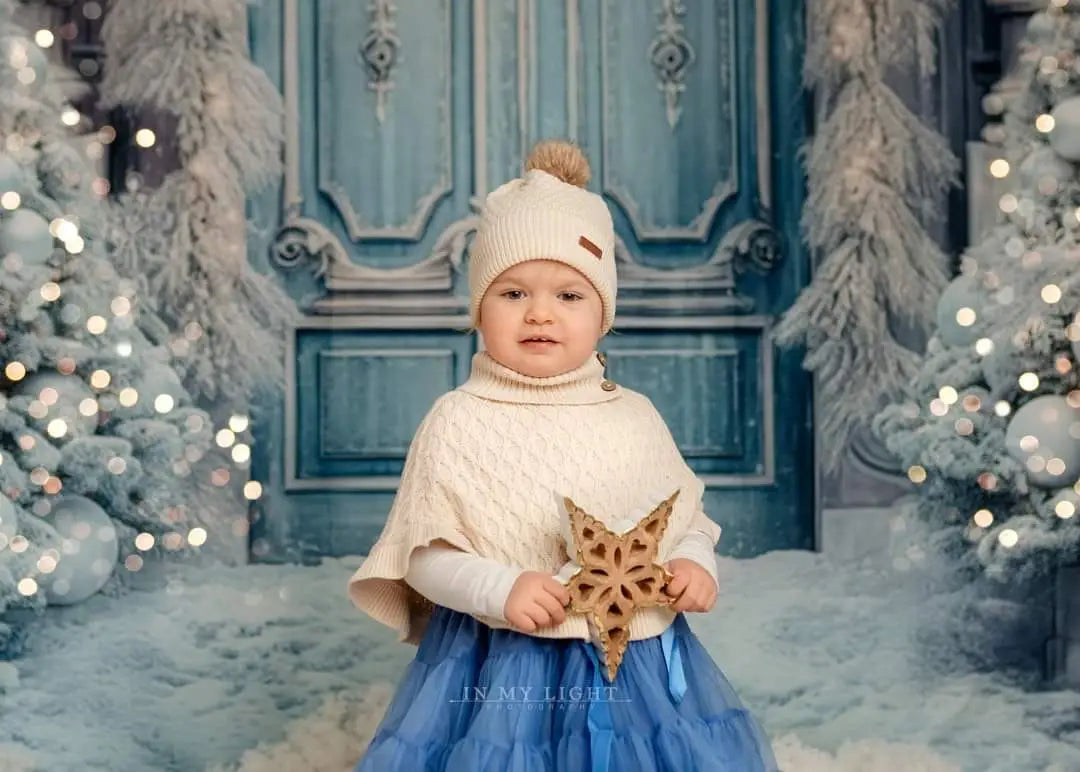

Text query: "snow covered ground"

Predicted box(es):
[0, 545, 1078, 772]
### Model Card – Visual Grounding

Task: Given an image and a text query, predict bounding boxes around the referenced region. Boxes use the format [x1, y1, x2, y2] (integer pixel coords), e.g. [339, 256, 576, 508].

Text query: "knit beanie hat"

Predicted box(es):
[469, 140, 617, 335]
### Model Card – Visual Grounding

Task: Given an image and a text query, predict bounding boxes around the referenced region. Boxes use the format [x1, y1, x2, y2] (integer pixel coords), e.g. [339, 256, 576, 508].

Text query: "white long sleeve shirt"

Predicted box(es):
[405, 528, 719, 622]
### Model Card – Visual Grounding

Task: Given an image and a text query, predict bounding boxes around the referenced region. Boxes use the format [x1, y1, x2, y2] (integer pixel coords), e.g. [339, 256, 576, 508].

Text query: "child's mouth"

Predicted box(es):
[520, 338, 558, 349]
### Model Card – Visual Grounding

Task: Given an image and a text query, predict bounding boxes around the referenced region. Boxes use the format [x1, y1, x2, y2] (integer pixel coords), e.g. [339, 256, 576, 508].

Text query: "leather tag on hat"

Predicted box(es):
[578, 235, 602, 259]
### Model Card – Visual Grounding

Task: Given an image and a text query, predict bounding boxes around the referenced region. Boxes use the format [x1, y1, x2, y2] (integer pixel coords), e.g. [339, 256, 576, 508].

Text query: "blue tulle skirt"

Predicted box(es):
[357, 605, 778, 771]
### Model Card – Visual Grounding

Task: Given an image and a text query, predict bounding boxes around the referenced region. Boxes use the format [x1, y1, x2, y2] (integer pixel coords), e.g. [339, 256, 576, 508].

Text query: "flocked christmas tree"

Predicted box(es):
[875, 1, 1080, 582]
[0, 4, 240, 649]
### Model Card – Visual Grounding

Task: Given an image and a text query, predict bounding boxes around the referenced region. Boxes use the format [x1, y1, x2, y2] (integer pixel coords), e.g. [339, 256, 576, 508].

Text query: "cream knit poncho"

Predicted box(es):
[348, 350, 723, 645]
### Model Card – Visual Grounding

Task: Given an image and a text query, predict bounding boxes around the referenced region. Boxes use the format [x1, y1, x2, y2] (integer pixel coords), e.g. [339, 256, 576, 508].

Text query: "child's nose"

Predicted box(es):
[525, 299, 554, 324]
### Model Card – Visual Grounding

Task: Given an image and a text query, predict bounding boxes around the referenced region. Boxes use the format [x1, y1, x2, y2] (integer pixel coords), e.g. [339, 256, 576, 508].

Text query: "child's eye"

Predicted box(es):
[560, 292, 583, 302]
[501, 290, 524, 300]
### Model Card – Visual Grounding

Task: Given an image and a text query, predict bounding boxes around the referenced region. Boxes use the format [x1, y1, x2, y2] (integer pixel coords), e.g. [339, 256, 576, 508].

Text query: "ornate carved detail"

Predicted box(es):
[359, 0, 401, 124]
[615, 219, 780, 285]
[269, 213, 478, 312]
[647, 0, 696, 130]
[611, 220, 780, 314]
[723, 219, 782, 275]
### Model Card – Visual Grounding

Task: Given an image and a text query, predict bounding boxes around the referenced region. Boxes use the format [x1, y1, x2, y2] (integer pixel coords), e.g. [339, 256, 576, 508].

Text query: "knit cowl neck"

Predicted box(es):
[457, 350, 621, 405]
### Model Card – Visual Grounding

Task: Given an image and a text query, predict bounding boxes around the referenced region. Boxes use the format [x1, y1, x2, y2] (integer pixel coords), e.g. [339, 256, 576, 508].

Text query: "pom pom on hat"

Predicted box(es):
[469, 140, 617, 334]
[525, 140, 591, 188]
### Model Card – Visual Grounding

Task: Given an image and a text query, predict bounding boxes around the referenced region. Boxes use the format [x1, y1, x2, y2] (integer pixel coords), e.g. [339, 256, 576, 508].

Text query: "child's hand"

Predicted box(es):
[504, 571, 571, 633]
[663, 558, 718, 613]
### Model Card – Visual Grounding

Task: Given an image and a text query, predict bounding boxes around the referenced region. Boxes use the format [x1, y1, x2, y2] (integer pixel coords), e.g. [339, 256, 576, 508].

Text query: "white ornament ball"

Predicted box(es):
[0, 36, 47, 89]
[0, 152, 26, 197]
[11, 372, 98, 440]
[1049, 96, 1080, 161]
[115, 363, 186, 418]
[936, 274, 986, 347]
[40, 495, 118, 606]
[0, 495, 17, 545]
[1004, 395, 1080, 488]
[0, 208, 54, 265]
[1019, 146, 1075, 189]
[1027, 12, 1056, 43]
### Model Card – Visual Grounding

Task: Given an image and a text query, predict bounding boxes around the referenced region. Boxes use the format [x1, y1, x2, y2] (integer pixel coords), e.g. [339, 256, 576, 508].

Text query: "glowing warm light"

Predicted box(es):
[243, 481, 263, 500]
[34, 30, 54, 48]
[1, 191, 20, 209]
[61, 108, 80, 127]
[229, 415, 249, 433]
[16, 577, 37, 596]
[46, 419, 67, 438]
[65, 235, 85, 254]
[907, 466, 927, 484]
[111, 296, 131, 316]
[1057, 500, 1077, 519]
[86, 315, 107, 334]
[231, 444, 251, 464]
[135, 129, 157, 148]
[1036, 114, 1055, 133]
[154, 395, 175, 413]
[135, 532, 155, 551]
[5, 361, 26, 381]
[107, 457, 126, 475]
[1042, 284, 1062, 303]
[118, 388, 138, 407]
[188, 528, 208, 547]
[955, 307, 976, 327]
[89, 369, 110, 389]
[973, 509, 993, 528]
[998, 529, 1019, 548]
[215, 429, 236, 448]
[1018, 372, 1040, 391]
[40, 282, 60, 301]
[994, 401, 1012, 417]
[939, 386, 959, 405]
[36, 554, 57, 573]
[989, 159, 1010, 178]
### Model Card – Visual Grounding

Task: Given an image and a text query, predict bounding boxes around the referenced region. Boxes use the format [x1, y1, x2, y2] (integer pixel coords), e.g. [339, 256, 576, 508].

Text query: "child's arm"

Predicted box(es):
[404, 540, 522, 621]
[666, 527, 720, 590]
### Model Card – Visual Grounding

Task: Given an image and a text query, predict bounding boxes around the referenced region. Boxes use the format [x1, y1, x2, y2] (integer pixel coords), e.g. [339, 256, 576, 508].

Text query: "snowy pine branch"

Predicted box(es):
[779, 0, 959, 473]
[100, 0, 297, 407]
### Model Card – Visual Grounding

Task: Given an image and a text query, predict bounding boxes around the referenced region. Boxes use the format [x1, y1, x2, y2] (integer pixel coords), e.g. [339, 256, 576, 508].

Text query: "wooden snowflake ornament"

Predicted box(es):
[561, 490, 680, 682]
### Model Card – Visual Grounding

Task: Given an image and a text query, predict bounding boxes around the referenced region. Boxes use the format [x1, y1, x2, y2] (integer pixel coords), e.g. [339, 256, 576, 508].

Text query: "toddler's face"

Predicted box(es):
[478, 260, 604, 377]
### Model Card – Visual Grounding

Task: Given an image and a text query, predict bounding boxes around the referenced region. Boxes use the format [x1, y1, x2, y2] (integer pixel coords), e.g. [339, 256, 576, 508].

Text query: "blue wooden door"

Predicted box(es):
[245, 0, 813, 562]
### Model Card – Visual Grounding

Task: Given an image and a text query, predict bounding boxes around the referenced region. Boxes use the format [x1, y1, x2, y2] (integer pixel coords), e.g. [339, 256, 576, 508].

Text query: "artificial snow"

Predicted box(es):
[0, 547, 1077, 771]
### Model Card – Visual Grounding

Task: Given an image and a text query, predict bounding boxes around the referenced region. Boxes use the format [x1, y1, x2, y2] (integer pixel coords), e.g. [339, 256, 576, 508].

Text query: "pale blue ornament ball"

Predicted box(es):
[1004, 395, 1080, 488]
[40, 495, 118, 606]
[1050, 96, 1080, 162]
[935, 274, 985, 347]
[0, 208, 55, 264]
